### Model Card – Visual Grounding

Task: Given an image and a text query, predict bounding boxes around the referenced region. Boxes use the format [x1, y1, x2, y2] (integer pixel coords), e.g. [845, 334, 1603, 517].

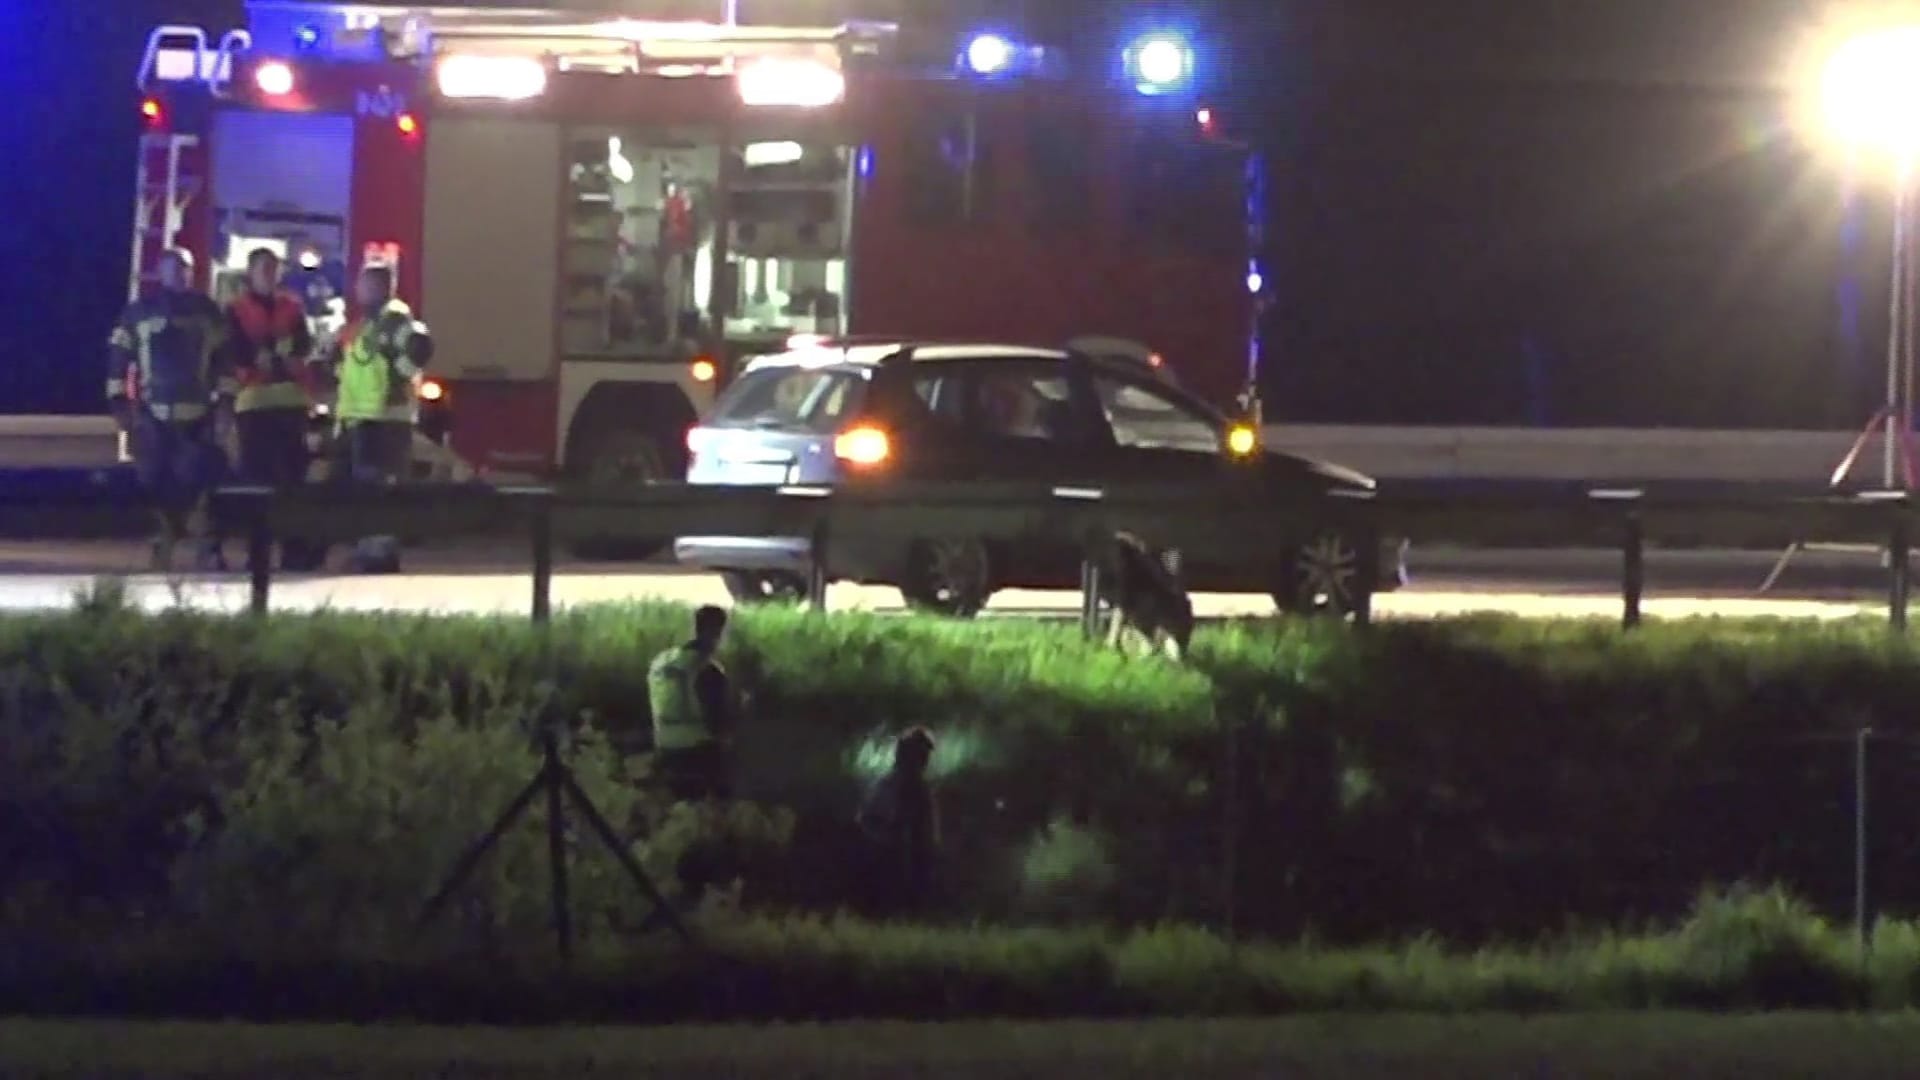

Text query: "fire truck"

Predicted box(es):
[131, 2, 1262, 492]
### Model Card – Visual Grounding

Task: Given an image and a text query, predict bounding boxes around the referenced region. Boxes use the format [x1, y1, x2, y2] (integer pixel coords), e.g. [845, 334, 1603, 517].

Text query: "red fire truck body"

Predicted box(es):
[132, 3, 1256, 484]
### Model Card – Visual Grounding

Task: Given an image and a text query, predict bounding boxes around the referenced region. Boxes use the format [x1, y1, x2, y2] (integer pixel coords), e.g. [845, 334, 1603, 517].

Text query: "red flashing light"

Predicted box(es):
[141, 98, 163, 123]
[396, 113, 419, 136]
[1196, 107, 1218, 137]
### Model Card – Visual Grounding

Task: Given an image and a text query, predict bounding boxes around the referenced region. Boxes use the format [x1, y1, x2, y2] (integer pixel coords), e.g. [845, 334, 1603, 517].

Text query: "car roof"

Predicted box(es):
[742, 341, 1070, 374]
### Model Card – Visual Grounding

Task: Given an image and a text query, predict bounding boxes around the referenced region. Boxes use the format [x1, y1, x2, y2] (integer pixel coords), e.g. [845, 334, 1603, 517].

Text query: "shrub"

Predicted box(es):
[10, 603, 1920, 946]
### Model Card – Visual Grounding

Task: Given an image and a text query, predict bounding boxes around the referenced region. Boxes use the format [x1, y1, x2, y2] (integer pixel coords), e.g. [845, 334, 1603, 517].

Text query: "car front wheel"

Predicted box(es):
[899, 538, 993, 618]
[1273, 529, 1368, 618]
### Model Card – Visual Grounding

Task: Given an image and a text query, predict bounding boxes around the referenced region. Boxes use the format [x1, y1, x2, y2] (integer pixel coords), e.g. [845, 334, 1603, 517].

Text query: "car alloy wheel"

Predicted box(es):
[901, 538, 992, 617]
[1280, 530, 1363, 617]
[722, 570, 809, 606]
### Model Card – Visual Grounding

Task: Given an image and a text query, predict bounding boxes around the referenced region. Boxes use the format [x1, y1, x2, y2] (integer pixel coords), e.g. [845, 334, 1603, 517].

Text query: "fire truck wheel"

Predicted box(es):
[898, 538, 992, 618]
[722, 570, 808, 605]
[1273, 529, 1366, 619]
[567, 427, 670, 561]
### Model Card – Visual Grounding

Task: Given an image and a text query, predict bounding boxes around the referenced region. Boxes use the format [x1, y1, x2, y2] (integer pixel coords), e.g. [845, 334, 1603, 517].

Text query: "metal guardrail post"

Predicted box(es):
[807, 518, 830, 612]
[1079, 547, 1102, 640]
[245, 490, 272, 616]
[530, 493, 553, 625]
[1622, 509, 1645, 630]
[1890, 511, 1911, 632]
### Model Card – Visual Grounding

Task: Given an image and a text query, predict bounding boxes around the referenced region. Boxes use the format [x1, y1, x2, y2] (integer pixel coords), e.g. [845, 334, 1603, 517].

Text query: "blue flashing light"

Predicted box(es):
[856, 145, 875, 180]
[965, 33, 1015, 75]
[294, 24, 321, 51]
[1125, 32, 1195, 95]
[1247, 267, 1264, 295]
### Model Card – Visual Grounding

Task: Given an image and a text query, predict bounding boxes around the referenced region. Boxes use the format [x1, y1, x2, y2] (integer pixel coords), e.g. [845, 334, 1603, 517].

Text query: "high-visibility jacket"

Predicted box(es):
[647, 644, 721, 751]
[336, 299, 431, 424]
[107, 288, 233, 422]
[226, 288, 314, 413]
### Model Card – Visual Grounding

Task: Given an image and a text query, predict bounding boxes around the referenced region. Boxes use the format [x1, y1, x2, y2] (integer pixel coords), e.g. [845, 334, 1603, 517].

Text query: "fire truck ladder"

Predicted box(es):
[127, 131, 203, 301]
[128, 25, 250, 300]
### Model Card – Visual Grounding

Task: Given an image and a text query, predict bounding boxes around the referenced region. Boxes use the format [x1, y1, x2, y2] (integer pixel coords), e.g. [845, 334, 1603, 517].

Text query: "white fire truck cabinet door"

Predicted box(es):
[422, 116, 561, 382]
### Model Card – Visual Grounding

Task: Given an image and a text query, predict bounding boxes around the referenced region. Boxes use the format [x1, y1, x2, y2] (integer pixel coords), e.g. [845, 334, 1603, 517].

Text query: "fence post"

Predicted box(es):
[529, 493, 553, 625]
[1221, 697, 1239, 951]
[1622, 508, 1645, 629]
[1856, 725, 1874, 970]
[542, 729, 573, 968]
[1890, 510, 1910, 632]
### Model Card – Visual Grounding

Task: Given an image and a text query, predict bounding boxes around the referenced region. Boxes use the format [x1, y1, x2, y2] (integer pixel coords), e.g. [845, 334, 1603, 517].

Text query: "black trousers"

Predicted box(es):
[231, 408, 317, 568]
[236, 408, 308, 487]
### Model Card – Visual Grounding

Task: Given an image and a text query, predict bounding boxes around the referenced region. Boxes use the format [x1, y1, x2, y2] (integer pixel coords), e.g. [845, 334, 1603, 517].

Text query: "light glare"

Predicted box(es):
[966, 34, 1014, 74]
[255, 61, 295, 96]
[737, 58, 845, 108]
[1131, 34, 1193, 89]
[437, 55, 548, 101]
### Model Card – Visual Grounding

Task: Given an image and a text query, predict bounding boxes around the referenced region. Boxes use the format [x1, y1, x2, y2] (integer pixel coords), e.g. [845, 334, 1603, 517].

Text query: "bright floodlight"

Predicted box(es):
[437, 55, 548, 101]
[1130, 33, 1193, 91]
[1819, 26, 1920, 160]
[254, 60, 294, 96]
[966, 34, 1014, 74]
[737, 58, 845, 108]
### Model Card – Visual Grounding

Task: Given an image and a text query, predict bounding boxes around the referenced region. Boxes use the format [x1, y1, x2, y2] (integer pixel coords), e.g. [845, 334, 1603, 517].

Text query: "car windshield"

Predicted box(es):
[707, 365, 865, 432]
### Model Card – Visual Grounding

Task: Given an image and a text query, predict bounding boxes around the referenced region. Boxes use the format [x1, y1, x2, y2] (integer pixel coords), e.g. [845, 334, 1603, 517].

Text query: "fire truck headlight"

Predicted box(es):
[255, 61, 295, 97]
[437, 55, 548, 101]
[1126, 33, 1195, 94]
[737, 58, 845, 108]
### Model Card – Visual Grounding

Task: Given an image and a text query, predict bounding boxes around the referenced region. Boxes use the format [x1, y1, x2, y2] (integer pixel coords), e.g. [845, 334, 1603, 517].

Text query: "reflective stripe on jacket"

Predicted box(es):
[648, 645, 719, 751]
[228, 289, 314, 413]
[336, 299, 428, 423]
[108, 289, 232, 418]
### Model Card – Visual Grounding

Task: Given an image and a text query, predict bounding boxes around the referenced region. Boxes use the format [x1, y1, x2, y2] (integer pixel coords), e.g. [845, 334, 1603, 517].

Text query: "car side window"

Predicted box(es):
[959, 364, 1086, 444]
[1091, 375, 1222, 453]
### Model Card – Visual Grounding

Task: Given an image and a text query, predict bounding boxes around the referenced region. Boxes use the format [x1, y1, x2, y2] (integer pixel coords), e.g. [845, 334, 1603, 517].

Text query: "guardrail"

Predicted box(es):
[1, 415, 1905, 482]
[157, 479, 1920, 633]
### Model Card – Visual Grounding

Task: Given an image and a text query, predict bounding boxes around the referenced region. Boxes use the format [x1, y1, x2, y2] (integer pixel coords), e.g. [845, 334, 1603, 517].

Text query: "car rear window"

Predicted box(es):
[709, 366, 865, 432]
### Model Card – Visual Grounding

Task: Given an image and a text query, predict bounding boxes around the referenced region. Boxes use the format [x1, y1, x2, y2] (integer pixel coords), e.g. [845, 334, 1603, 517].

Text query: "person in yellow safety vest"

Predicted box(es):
[328, 263, 433, 573]
[647, 604, 736, 802]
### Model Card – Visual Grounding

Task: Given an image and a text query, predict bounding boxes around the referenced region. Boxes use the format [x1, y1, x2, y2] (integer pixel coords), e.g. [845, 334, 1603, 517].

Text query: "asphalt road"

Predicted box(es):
[0, 538, 1899, 620]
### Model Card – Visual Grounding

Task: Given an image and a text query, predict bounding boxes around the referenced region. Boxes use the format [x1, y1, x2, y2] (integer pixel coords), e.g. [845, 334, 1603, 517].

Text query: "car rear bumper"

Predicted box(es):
[674, 535, 815, 575]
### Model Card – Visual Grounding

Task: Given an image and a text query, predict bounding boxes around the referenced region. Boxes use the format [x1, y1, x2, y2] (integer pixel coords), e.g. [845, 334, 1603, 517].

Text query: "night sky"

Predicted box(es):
[0, 0, 1881, 428]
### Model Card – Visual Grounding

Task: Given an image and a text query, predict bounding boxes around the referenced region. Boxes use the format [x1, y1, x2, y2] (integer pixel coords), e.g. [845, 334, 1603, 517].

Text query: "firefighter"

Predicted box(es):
[107, 247, 234, 572]
[223, 246, 319, 571]
[646, 604, 735, 802]
[329, 262, 433, 573]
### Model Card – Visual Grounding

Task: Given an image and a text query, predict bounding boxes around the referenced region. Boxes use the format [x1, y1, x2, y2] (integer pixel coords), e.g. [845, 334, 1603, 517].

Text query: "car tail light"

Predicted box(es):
[834, 425, 890, 466]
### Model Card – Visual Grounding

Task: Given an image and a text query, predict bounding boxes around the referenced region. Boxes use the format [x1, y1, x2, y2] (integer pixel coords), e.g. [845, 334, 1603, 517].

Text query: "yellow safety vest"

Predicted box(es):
[337, 300, 426, 423]
[647, 645, 720, 751]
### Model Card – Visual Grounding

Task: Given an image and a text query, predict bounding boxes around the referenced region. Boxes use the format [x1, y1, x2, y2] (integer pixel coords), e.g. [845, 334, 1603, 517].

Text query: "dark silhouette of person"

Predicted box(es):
[856, 727, 940, 916]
